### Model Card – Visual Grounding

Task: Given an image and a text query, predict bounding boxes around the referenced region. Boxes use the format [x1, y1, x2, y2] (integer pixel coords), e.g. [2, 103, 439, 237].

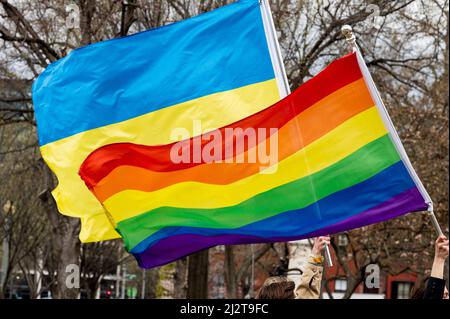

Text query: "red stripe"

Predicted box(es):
[79, 53, 361, 188]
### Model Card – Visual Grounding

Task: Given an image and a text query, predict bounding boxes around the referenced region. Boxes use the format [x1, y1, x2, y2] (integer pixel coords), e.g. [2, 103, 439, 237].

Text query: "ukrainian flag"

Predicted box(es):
[32, 0, 286, 242]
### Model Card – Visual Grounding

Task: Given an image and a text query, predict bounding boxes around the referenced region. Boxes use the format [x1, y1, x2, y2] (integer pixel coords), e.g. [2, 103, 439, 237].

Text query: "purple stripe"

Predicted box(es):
[134, 187, 426, 268]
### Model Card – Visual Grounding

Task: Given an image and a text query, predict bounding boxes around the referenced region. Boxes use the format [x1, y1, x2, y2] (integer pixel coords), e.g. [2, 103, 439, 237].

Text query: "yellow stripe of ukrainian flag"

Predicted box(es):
[41, 79, 280, 242]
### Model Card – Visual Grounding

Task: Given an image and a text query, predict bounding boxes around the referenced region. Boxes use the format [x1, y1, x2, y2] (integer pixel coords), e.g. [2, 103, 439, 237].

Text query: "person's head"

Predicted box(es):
[255, 276, 296, 299]
[410, 276, 449, 299]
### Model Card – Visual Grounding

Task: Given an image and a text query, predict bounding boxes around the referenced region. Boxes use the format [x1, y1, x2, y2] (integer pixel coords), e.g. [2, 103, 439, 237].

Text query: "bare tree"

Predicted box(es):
[79, 240, 126, 299]
[187, 250, 209, 298]
[0, 0, 447, 299]
[173, 258, 188, 298]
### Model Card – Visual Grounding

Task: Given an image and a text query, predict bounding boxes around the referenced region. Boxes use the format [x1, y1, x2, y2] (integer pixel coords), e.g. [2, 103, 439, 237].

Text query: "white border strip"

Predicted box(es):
[355, 50, 433, 210]
[259, 0, 291, 98]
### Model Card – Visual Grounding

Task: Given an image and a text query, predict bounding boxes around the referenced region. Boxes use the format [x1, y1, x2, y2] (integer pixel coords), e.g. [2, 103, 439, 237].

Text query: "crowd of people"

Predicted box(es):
[256, 235, 449, 299]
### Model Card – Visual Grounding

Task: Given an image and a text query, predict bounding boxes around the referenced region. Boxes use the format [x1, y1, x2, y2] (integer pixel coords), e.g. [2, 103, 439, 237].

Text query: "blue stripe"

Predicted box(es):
[129, 161, 418, 253]
[33, 0, 274, 145]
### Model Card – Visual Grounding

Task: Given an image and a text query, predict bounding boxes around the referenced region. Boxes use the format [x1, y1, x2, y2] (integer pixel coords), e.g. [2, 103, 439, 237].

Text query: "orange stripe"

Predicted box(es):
[93, 78, 374, 202]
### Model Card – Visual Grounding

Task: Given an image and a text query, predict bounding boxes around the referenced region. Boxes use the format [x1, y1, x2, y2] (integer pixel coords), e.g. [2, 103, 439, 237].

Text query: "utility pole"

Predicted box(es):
[0, 226, 9, 293]
[115, 244, 122, 299]
[141, 269, 146, 299]
[1, 201, 14, 295]
[187, 250, 209, 298]
[115, 263, 121, 299]
[121, 263, 127, 299]
[36, 256, 43, 299]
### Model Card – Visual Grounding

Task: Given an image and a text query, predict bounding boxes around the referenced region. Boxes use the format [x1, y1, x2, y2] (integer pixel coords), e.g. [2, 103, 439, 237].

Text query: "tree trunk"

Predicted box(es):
[224, 246, 237, 298]
[145, 268, 159, 299]
[0, 263, 11, 299]
[187, 249, 209, 298]
[86, 276, 101, 299]
[322, 271, 334, 299]
[79, 0, 95, 46]
[39, 163, 81, 299]
[342, 274, 363, 299]
[54, 217, 81, 299]
[173, 258, 188, 298]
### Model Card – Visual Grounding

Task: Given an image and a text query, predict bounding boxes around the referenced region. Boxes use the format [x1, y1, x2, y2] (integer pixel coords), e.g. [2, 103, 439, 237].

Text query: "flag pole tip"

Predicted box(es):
[341, 25, 356, 47]
[341, 24, 353, 34]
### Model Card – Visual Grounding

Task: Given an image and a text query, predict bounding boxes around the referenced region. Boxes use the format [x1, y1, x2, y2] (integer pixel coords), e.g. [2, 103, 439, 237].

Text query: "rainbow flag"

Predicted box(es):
[32, 0, 286, 242]
[79, 52, 430, 268]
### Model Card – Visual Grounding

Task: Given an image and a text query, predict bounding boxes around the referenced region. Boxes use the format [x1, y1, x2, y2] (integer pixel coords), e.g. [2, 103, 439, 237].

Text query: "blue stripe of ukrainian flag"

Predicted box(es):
[33, 0, 275, 146]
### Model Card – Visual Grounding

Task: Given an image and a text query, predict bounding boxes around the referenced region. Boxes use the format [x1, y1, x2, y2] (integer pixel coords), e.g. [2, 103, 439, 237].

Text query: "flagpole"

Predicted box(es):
[340, 25, 444, 237]
[259, 0, 290, 97]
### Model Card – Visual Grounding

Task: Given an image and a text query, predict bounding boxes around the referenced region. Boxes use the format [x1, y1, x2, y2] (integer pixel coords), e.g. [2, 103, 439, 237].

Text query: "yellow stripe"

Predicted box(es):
[104, 107, 387, 222]
[79, 214, 120, 242]
[40, 79, 280, 242]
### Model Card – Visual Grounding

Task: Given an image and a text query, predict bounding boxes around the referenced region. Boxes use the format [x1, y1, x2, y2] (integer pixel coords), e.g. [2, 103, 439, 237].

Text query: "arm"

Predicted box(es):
[295, 262, 323, 299]
[430, 235, 448, 279]
[295, 236, 330, 299]
[424, 235, 448, 299]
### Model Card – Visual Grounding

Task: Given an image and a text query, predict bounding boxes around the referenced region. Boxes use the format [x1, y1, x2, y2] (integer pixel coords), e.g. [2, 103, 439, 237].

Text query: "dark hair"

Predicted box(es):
[255, 276, 296, 299]
[410, 276, 430, 299]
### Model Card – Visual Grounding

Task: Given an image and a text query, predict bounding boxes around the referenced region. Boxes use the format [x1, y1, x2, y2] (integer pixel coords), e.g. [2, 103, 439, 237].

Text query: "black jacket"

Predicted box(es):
[423, 277, 446, 299]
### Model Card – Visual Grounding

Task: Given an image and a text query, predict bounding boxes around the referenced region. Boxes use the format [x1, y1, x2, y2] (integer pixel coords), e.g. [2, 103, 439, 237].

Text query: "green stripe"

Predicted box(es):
[118, 134, 399, 250]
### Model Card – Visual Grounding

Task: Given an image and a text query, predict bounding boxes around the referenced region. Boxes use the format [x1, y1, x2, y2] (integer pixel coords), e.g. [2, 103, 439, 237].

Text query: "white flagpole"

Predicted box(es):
[259, 0, 290, 97]
[340, 25, 443, 237]
[260, 0, 333, 267]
